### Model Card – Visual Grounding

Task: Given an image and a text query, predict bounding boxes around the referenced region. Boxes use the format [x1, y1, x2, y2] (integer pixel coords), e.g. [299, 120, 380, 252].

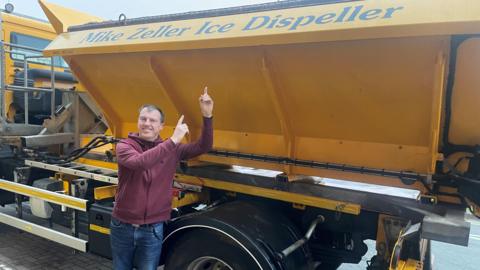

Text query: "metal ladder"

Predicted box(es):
[25, 159, 119, 184]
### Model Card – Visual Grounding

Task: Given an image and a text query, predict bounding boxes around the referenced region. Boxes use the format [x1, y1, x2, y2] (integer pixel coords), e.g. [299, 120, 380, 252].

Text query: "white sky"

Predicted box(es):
[2, 0, 277, 21]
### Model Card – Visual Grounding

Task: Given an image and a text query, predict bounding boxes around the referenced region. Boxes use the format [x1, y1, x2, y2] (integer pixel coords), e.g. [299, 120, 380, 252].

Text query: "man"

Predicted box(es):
[110, 87, 214, 270]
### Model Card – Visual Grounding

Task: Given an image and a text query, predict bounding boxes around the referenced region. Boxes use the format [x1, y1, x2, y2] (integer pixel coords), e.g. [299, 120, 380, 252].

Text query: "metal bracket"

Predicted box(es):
[21, 133, 75, 147]
[41, 103, 73, 134]
[0, 117, 43, 136]
[13, 167, 30, 219]
[422, 208, 470, 246]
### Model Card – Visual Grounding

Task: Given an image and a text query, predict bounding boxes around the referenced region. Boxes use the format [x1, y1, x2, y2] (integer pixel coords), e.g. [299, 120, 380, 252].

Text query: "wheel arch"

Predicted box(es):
[161, 201, 310, 270]
[163, 224, 266, 269]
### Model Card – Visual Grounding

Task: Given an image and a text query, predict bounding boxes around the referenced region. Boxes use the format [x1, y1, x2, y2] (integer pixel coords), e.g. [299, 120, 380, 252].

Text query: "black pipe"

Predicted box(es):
[207, 149, 425, 183]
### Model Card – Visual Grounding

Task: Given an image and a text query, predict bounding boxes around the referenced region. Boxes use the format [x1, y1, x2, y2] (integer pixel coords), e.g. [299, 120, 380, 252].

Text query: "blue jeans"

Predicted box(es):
[110, 217, 164, 270]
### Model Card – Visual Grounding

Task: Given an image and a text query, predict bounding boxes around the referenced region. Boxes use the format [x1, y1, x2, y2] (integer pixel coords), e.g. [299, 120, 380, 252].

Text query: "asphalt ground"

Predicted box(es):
[0, 210, 478, 270]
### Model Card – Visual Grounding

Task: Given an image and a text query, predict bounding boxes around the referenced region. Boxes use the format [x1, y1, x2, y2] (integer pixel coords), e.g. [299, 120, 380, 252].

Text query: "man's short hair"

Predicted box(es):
[139, 104, 165, 123]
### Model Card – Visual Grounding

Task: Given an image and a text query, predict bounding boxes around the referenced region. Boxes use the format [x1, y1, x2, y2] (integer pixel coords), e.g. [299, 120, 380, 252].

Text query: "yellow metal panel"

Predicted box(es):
[94, 185, 117, 200]
[261, 55, 295, 173]
[428, 51, 448, 173]
[41, 0, 467, 184]
[89, 224, 110, 235]
[43, 0, 480, 56]
[39, 0, 103, 34]
[80, 135, 114, 155]
[171, 192, 202, 208]
[150, 58, 200, 135]
[2, 12, 53, 33]
[67, 59, 123, 135]
[449, 38, 480, 146]
[62, 180, 69, 194]
[0, 179, 86, 211]
[267, 38, 445, 146]
[391, 259, 422, 270]
[211, 130, 286, 156]
[53, 36, 448, 176]
[1, 12, 58, 116]
[0, 11, 89, 118]
[296, 138, 431, 174]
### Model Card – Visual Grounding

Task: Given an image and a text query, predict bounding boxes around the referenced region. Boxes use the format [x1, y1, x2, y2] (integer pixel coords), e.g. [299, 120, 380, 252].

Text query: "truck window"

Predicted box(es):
[10, 32, 68, 68]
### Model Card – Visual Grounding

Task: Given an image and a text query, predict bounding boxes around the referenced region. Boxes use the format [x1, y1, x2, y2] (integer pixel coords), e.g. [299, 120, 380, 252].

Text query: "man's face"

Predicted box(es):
[137, 108, 164, 142]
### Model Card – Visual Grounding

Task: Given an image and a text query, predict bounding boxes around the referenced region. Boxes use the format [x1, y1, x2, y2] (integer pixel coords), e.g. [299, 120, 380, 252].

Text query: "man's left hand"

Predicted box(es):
[199, 87, 213, 118]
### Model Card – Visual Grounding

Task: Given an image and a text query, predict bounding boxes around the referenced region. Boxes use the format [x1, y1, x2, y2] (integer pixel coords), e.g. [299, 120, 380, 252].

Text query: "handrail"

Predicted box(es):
[0, 41, 57, 123]
[5, 85, 54, 93]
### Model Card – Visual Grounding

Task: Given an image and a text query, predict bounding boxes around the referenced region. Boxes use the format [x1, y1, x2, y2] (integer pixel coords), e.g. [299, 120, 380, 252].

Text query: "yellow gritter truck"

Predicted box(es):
[1, 0, 480, 269]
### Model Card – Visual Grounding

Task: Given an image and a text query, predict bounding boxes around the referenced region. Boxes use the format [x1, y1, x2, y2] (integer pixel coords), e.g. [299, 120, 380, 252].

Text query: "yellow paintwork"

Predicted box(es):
[449, 38, 480, 146]
[1, 12, 53, 33]
[62, 180, 69, 194]
[175, 174, 361, 215]
[94, 185, 117, 200]
[1, 12, 56, 116]
[391, 259, 422, 270]
[94, 181, 201, 209]
[80, 135, 114, 155]
[54, 35, 449, 176]
[376, 214, 389, 262]
[89, 224, 110, 235]
[78, 156, 360, 215]
[171, 192, 202, 209]
[42, 1, 480, 192]
[390, 230, 429, 270]
[39, 0, 103, 34]
[0, 179, 86, 211]
[0, 10, 89, 118]
[292, 203, 306, 210]
[44, 0, 480, 56]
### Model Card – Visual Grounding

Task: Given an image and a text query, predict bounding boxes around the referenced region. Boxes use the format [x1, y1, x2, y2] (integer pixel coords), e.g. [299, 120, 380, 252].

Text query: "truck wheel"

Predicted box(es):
[165, 229, 261, 270]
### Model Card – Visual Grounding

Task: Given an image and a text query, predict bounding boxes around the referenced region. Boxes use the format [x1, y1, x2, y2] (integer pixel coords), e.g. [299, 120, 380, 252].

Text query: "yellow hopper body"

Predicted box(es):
[40, 0, 480, 189]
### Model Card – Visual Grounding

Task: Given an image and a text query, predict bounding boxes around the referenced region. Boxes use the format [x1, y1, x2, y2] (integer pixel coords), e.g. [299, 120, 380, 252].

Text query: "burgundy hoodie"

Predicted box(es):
[112, 117, 213, 225]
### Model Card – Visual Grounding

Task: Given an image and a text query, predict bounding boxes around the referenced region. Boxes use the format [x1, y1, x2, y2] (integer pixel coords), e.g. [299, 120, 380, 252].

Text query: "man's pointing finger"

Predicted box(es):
[177, 115, 184, 125]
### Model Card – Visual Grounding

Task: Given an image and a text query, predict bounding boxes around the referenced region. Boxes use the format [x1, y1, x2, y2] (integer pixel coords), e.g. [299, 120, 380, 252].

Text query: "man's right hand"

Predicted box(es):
[171, 115, 189, 144]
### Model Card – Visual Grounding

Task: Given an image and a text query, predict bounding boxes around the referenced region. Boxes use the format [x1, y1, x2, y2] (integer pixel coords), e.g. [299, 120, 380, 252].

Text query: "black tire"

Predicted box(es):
[165, 229, 261, 270]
